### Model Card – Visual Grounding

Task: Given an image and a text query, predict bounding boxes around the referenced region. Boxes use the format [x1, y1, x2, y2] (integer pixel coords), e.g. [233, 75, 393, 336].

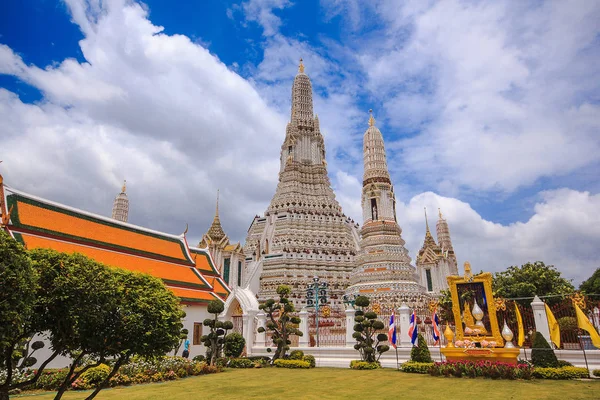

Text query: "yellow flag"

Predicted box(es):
[574, 302, 600, 349]
[544, 303, 560, 348]
[515, 303, 525, 347]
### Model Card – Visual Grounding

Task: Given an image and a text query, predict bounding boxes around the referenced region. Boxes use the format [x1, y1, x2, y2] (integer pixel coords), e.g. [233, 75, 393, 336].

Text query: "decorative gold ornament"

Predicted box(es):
[368, 109, 376, 127]
[495, 298, 506, 312]
[372, 303, 381, 314]
[298, 58, 305, 73]
[321, 305, 331, 317]
[571, 292, 586, 309]
[444, 325, 455, 348]
[464, 261, 473, 282]
[428, 300, 439, 312]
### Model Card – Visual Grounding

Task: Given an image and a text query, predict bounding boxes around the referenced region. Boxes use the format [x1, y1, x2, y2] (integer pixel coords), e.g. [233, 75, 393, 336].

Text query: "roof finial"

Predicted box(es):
[368, 109, 375, 127]
[298, 58, 305, 74]
[438, 207, 443, 219]
[215, 189, 221, 217]
[121, 179, 127, 193]
[424, 207, 430, 234]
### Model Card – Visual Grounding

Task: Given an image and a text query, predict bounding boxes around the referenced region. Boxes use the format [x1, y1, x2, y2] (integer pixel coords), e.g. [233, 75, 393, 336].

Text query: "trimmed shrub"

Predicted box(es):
[556, 360, 573, 367]
[274, 359, 310, 369]
[592, 369, 600, 377]
[410, 334, 433, 363]
[289, 350, 304, 360]
[532, 367, 589, 379]
[429, 360, 533, 380]
[228, 358, 254, 368]
[224, 332, 246, 358]
[531, 332, 559, 368]
[303, 354, 316, 368]
[80, 364, 111, 387]
[34, 369, 70, 390]
[350, 360, 381, 370]
[401, 361, 433, 374]
[193, 355, 206, 362]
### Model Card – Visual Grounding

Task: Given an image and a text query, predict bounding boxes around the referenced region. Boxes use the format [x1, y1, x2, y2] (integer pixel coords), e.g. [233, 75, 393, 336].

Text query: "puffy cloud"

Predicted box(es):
[230, 0, 293, 37]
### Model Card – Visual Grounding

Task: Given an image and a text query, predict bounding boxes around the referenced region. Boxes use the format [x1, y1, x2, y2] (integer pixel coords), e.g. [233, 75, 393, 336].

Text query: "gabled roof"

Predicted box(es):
[1, 180, 230, 305]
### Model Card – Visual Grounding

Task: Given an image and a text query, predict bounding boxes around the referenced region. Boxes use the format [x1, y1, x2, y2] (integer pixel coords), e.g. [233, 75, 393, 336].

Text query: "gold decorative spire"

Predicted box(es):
[438, 207, 443, 219]
[424, 207, 431, 234]
[368, 109, 375, 127]
[298, 58, 305, 73]
[207, 189, 226, 242]
[121, 179, 126, 193]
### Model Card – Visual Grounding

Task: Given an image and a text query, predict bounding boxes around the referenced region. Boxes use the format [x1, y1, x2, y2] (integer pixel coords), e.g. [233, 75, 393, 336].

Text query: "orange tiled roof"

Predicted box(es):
[2, 185, 230, 302]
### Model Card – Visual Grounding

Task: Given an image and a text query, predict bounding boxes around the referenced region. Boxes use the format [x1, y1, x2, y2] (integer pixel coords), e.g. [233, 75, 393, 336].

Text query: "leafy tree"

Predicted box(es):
[0, 231, 39, 400]
[438, 289, 454, 324]
[580, 268, 600, 296]
[351, 296, 389, 363]
[410, 334, 433, 363]
[531, 332, 559, 368]
[173, 328, 189, 356]
[83, 269, 184, 399]
[201, 300, 233, 366]
[224, 332, 246, 358]
[493, 262, 574, 305]
[257, 285, 303, 361]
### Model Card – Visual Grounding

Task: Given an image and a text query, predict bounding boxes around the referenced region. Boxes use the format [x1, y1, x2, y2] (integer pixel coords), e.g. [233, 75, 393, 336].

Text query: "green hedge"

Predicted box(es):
[532, 366, 589, 379]
[350, 360, 381, 370]
[303, 355, 316, 368]
[289, 350, 304, 360]
[274, 359, 310, 369]
[400, 361, 433, 374]
[593, 369, 600, 377]
[228, 358, 255, 368]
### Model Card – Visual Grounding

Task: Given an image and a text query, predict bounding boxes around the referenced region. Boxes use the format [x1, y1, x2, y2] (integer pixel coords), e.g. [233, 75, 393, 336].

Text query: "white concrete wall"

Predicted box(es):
[179, 304, 211, 359]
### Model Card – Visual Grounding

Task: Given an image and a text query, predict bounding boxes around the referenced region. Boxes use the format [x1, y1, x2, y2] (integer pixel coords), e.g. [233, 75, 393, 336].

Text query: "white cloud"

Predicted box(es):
[233, 0, 294, 37]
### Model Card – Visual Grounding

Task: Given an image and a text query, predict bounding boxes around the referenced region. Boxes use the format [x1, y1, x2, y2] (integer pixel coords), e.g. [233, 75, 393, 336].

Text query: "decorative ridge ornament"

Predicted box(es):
[298, 58, 305, 74]
[368, 109, 375, 127]
[571, 292, 586, 309]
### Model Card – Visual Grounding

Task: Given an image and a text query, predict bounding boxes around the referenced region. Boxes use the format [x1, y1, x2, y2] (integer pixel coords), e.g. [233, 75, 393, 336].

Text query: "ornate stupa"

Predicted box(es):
[244, 60, 360, 309]
[111, 180, 129, 223]
[345, 111, 427, 307]
[416, 208, 458, 294]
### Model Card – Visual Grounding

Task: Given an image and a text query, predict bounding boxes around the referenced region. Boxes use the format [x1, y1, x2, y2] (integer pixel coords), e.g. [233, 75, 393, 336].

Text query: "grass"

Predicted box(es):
[15, 368, 599, 400]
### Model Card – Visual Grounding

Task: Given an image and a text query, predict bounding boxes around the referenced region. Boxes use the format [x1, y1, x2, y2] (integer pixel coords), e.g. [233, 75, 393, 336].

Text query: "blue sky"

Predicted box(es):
[1, 0, 599, 284]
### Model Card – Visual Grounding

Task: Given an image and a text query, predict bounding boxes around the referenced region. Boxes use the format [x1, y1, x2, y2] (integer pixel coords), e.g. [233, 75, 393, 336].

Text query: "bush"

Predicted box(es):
[289, 350, 304, 360]
[274, 359, 310, 369]
[592, 369, 600, 377]
[429, 360, 533, 380]
[556, 360, 573, 367]
[531, 332, 559, 368]
[303, 354, 316, 368]
[224, 332, 246, 358]
[34, 369, 70, 390]
[557, 316, 578, 331]
[79, 364, 110, 388]
[410, 334, 433, 363]
[401, 361, 433, 374]
[228, 358, 255, 368]
[192, 355, 206, 362]
[532, 367, 589, 379]
[349, 360, 381, 370]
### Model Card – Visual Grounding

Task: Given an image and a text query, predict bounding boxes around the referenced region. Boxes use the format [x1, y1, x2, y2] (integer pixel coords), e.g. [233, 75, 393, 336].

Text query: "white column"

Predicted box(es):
[345, 307, 356, 347]
[299, 308, 310, 347]
[531, 295, 551, 344]
[255, 311, 267, 347]
[243, 310, 257, 356]
[398, 303, 411, 347]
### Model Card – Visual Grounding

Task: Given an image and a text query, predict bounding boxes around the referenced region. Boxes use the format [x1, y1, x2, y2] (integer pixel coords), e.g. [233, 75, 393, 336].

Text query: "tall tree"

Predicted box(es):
[257, 285, 302, 361]
[580, 268, 600, 296]
[493, 261, 574, 305]
[0, 231, 38, 400]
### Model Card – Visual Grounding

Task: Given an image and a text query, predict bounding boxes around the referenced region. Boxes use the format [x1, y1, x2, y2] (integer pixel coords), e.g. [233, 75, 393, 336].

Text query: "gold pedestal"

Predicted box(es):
[441, 347, 520, 365]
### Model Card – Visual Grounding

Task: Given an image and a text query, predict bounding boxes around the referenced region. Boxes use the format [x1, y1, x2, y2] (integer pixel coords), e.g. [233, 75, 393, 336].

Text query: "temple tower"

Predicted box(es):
[416, 208, 458, 294]
[345, 111, 426, 308]
[111, 180, 129, 223]
[244, 60, 360, 310]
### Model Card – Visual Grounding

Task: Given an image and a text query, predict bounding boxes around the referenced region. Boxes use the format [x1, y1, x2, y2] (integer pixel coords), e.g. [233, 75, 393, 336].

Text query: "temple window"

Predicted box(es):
[426, 269, 433, 292]
[237, 260, 242, 286]
[223, 258, 231, 285]
[193, 323, 203, 345]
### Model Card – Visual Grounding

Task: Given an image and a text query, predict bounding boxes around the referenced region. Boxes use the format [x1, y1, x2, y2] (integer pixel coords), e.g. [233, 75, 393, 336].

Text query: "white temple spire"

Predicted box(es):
[111, 180, 129, 223]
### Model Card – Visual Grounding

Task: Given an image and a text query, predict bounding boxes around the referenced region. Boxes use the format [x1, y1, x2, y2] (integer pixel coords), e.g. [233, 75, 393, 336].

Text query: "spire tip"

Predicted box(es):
[368, 109, 375, 127]
[298, 58, 305, 74]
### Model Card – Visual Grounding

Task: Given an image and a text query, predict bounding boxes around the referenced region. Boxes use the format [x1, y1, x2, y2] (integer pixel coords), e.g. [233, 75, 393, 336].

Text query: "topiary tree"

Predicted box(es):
[410, 333, 433, 363]
[173, 327, 189, 356]
[224, 332, 246, 358]
[351, 296, 389, 363]
[201, 300, 233, 366]
[257, 285, 303, 361]
[531, 332, 559, 368]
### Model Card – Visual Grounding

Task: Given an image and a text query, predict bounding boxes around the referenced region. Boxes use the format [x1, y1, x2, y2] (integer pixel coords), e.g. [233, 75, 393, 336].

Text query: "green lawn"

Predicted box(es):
[15, 368, 599, 400]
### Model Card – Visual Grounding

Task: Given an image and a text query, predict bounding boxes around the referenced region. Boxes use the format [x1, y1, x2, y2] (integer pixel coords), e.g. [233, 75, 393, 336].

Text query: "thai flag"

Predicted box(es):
[408, 310, 418, 346]
[432, 309, 441, 345]
[388, 312, 397, 349]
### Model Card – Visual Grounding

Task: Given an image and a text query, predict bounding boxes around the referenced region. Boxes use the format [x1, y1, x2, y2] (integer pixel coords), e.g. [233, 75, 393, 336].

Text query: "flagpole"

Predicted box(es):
[577, 331, 590, 377]
[395, 343, 399, 370]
